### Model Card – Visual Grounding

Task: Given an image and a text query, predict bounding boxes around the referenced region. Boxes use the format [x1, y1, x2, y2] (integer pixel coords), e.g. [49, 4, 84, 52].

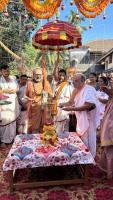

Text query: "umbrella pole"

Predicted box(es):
[41, 48, 46, 126]
[52, 49, 60, 82]
[42, 48, 46, 90]
[57, 49, 59, 64]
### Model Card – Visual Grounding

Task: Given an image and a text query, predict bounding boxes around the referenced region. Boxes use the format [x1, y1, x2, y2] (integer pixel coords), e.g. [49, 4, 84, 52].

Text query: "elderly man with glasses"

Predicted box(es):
[59, 73, 100, 158]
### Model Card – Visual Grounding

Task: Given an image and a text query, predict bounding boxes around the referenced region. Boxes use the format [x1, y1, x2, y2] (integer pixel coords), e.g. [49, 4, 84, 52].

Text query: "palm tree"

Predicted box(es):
[68, 10, 87, 33]
[35, 49, 70, 73]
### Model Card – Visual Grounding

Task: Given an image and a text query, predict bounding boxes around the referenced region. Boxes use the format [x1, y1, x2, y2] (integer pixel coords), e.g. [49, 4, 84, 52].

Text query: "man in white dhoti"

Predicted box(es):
[53, 69, 74, 134]
[59, 73, 100, 157]
[0, 65, 20, 147]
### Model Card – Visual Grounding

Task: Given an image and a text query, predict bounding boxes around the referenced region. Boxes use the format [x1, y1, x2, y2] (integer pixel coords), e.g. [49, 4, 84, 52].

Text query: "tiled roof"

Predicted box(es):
[84, 39, 113, 52]
[97, 48, 113, 63]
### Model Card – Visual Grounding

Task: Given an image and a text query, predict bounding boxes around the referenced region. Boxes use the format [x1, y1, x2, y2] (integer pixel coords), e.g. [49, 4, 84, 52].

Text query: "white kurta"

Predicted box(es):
[54, 82, 74, 134]
[74, 85, 100, 157]
[0, 76, 20, 143]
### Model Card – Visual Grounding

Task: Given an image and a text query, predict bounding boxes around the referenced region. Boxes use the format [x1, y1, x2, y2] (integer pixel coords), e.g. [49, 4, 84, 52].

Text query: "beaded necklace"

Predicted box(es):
[33, 82, 43, 96]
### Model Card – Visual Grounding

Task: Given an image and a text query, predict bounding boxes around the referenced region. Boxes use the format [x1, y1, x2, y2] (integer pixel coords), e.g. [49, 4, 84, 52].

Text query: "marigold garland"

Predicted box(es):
[30, 0, 55, 12]
[0, 0, 8, 12]
[24, 7, 57, 19]
[0, 0, 110, 19]
[41, 125, 58, 145]
[74, 0, 110, 18]
[75, 0, 110, 12]
[22, 0, 62, 19]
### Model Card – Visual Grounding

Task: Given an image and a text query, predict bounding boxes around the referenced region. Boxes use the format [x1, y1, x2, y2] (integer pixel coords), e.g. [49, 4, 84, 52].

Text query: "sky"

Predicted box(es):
[57, 2, 113, 45]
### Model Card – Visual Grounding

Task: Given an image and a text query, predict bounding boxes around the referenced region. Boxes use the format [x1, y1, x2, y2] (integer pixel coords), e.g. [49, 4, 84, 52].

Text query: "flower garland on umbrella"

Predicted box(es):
[0, 0, 8, 12]
[74, 0, 110, 18]
[22, 0, 62, 19]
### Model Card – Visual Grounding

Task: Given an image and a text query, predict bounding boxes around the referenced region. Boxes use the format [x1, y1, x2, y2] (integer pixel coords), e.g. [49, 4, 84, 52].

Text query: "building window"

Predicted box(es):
[109, 54, 112, 64]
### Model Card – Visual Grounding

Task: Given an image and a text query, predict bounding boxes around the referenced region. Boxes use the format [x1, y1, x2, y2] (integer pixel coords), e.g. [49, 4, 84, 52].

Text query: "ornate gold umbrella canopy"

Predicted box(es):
[32, 20, 82, 51]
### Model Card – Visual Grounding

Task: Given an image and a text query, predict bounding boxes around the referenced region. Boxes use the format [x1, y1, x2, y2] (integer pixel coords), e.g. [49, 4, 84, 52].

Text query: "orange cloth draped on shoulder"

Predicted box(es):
[52, 81, 67, 115]
[26, 80, 52, 133]
[55, 81, 67, 100]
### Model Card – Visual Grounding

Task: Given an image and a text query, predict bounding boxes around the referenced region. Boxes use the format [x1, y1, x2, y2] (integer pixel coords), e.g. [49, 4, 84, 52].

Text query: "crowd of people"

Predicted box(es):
[0, 64, 113, 180]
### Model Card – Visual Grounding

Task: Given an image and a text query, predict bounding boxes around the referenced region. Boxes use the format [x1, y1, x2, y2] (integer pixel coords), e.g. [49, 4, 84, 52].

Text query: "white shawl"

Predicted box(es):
[74, 85, 100, 136]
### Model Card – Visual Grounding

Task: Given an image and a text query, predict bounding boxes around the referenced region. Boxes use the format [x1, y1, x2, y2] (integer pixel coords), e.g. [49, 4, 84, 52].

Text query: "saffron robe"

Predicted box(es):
[26, 80, 52, 133]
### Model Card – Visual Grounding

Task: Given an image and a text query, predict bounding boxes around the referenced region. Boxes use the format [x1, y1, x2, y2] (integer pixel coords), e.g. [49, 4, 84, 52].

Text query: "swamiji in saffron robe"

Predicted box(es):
[26, 68, 52, 133]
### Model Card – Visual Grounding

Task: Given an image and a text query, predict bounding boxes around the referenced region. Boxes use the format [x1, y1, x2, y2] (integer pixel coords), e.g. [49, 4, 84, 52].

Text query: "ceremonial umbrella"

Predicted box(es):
[32, 20, 82, 122]
[32, 20, 82, 88]
[32, 20, 82, 51]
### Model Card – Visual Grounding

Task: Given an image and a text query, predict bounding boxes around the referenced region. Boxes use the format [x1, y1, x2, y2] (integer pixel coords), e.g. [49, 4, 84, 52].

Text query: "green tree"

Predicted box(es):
[21, 42, 37, 69]
[0, 0, 39, 66]
[35, 50, 70, 73]
[68, 10, 87, 33]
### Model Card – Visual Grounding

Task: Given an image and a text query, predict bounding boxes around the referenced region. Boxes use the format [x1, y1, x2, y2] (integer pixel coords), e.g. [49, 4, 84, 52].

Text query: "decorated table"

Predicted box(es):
[3, 132, 95, 191]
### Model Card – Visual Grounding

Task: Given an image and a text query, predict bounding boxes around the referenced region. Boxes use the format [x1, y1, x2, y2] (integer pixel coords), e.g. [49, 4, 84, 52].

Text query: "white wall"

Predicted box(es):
[105, 53, 113, 70]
